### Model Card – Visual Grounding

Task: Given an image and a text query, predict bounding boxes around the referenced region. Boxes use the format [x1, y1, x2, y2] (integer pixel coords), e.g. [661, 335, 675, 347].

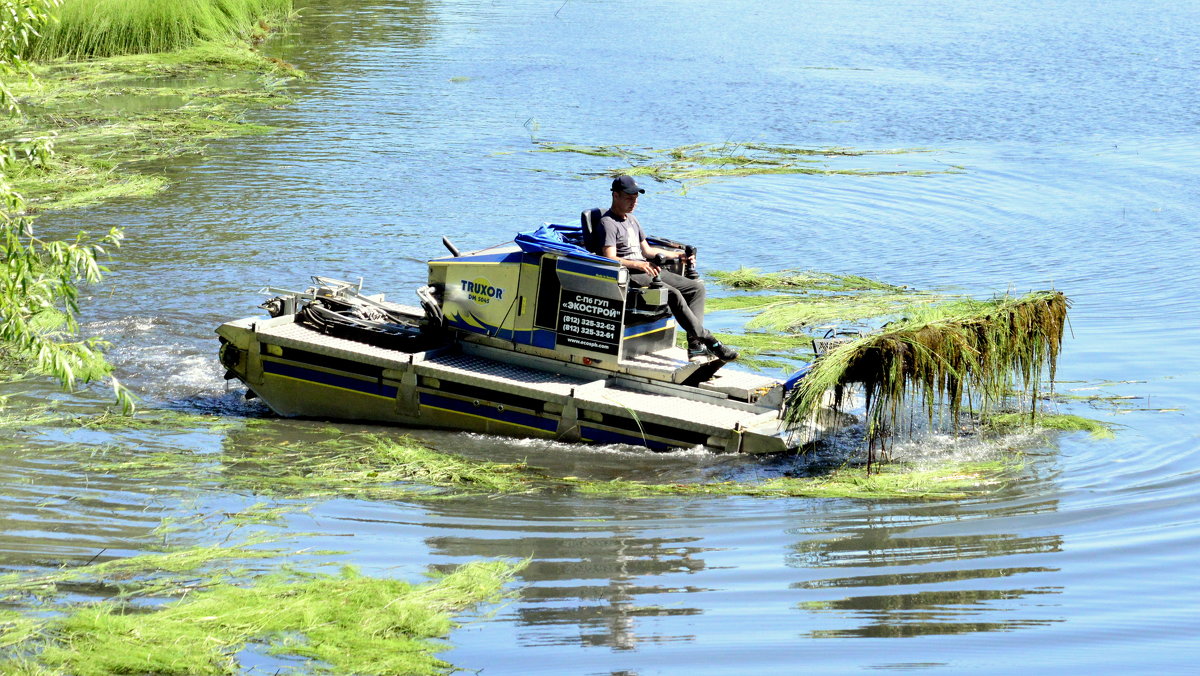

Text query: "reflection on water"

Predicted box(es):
[5, 0, 1200, 672]
[784, 506, 1064, 639]
[788, 531, 1063, 569]
[800, 586, 1063, 638]
[429, 530, 708, 650]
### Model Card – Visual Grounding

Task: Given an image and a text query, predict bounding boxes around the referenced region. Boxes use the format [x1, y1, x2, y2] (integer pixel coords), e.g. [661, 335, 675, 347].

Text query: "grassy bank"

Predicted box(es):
[1, 1, 297, 409]
[3, 1, 298, 213]
[29, 0, 293, 60]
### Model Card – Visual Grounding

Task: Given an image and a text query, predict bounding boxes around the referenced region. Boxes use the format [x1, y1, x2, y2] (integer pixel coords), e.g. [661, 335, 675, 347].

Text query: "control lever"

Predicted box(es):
[648, 254, 667, 288]
[683, 245, 699, 280]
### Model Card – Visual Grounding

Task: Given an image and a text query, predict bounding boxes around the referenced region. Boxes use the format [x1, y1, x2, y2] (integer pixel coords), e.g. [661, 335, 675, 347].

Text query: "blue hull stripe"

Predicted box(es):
[418, 392, 558, 433]
[262, 359, 398, 399]
[558, 258, 620, 280]
[623, 317, 671, 338]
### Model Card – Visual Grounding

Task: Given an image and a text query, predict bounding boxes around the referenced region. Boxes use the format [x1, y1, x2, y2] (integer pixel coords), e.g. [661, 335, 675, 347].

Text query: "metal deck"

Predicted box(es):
[572, 383, 766, 430]
[419, 351, 589, 397]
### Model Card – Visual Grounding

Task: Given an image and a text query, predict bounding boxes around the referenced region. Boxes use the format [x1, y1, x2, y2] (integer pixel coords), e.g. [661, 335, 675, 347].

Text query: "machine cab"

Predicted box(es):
[426, 220, 680, 371]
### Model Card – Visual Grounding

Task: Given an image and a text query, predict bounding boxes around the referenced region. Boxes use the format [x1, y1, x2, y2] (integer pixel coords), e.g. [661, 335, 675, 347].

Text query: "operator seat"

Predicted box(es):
[581, 208, 605, 255]
[580, 208, 670, 327]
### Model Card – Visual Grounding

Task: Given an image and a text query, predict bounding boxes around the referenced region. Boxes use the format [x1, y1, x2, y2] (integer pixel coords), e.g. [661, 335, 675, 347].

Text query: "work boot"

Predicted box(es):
[704, 337, 739, 362]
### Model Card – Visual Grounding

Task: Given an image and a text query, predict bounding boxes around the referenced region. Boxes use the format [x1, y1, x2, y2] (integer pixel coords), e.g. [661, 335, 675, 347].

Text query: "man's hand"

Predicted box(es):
[628, 259, 660, 276]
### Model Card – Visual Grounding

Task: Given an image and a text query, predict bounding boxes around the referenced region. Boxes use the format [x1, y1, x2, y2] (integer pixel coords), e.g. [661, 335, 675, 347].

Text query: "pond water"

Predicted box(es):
[5, 0, 1200, 672]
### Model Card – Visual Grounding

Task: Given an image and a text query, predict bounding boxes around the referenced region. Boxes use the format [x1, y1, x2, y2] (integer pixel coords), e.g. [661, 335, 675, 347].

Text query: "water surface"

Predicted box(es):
[5, 0, 1200, 673]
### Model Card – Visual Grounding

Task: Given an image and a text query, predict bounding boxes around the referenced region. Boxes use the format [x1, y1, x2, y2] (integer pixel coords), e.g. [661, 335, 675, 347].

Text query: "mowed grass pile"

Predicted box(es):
[784, 291, 1070, 438]
[30, 0, 292, 59]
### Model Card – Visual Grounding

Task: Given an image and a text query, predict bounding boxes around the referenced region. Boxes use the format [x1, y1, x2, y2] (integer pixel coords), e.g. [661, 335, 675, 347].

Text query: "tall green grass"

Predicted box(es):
[29, 0, 292, 60]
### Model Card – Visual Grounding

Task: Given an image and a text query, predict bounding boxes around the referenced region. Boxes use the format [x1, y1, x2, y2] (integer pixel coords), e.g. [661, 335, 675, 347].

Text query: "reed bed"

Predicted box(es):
[783, 291, 1071, 442]
[29, 0, 292, 59]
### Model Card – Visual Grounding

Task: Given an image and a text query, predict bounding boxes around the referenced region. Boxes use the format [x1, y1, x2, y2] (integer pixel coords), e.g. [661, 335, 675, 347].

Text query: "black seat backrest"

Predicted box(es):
[580, 208, 604, 255]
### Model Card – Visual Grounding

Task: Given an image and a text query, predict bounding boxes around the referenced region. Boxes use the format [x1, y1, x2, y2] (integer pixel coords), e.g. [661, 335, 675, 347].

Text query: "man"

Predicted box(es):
[598, 175, 738, 362]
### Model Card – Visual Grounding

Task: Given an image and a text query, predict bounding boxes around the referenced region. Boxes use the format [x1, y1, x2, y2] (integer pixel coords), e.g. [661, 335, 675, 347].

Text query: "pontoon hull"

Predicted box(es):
[218, 314, 817, 454]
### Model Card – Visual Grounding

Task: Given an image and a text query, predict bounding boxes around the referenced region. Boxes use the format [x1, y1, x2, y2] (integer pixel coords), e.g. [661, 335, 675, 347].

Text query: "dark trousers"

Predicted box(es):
[629, 270, 709, 346]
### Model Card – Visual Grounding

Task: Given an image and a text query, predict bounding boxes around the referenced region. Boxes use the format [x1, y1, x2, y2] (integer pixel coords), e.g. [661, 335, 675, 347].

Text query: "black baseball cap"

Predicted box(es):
[611, 175, 645, 194]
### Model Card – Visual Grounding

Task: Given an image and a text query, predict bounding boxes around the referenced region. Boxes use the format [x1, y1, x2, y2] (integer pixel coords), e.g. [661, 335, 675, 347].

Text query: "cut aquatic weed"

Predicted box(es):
[0, 536, 289, 603]
[704, 267, 946, 332]
[531, 141, 646, 159]
[531, 141, 951, 191]
[81, 431, 540, 500]
[623, 141, 945, 183]
[569, 461, 1016, 500]
[705, 290, 946, 332]
[207, 433, 1015, 501]
[1, 544, 524, 676]
[705, 331, 814, 371]
[710, 267, 907, 293]
[784, 291, 1071, 444]
[746, 292, 945, 331]
[985, 412, 1115, 440]
[23, 415, 1021, 502]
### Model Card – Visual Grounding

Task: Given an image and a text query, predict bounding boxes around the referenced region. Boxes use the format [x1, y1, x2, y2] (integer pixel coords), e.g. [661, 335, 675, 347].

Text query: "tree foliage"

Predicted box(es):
[1, 0, 133, 411]
[1, 0, 59, 111]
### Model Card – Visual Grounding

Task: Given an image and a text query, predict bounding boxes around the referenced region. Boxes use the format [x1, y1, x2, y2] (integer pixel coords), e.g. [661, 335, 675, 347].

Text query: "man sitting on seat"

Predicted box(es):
[598, 175, 738, 362]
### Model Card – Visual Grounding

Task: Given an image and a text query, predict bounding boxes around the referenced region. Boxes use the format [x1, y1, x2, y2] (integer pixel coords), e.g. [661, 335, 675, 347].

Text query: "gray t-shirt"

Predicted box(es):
[599, 211, 646, 261]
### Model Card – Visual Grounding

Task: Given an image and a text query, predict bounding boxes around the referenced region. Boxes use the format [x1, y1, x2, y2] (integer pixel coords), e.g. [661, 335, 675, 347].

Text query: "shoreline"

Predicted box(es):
[3, 34, 301, 215]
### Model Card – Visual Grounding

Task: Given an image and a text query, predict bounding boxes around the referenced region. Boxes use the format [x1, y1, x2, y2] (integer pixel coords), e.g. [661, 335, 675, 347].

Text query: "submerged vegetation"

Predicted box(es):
[5, 13, 299, 212]
[5, 45, 297, 211]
